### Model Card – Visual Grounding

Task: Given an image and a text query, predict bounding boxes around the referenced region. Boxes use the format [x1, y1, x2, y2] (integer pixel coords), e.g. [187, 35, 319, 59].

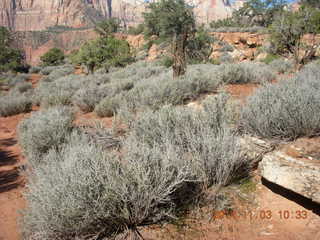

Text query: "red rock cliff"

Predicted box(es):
[0, 0, 107, 31]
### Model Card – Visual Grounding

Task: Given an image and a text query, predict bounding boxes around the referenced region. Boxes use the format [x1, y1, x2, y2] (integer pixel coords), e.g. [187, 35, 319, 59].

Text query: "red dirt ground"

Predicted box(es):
[0, 112, 29, 240]
[0, 75, 319, 240]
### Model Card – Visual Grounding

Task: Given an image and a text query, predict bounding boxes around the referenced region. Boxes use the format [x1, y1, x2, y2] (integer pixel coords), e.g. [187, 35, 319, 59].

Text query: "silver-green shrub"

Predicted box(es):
[218, 62, 275, 84]
[7, 74, 29, 87]
[22, 101, 249, 239]
[0, 94, 32, 117]
[127, 104, 248, 186]
[34, 75, 86, 108]
[269, 59, 294, 74]
[10, 82, 33, 94]
[118, 64, 222, 113]
[29, 66, 42, 74]
[41, 65, 74, 81]
[18, 106, 74, 163]
[240, 67, 320, 140]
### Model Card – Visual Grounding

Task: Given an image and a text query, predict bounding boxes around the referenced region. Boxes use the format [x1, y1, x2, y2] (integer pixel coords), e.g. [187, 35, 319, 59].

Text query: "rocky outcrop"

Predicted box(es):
[259, 138, 320, 204]
[0, 0, 107, 31]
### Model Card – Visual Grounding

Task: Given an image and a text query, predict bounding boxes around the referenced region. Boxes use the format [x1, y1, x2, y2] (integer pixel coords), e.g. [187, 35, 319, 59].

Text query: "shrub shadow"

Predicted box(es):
[0, 168, 22, 193]
[262, 177, 320, 216]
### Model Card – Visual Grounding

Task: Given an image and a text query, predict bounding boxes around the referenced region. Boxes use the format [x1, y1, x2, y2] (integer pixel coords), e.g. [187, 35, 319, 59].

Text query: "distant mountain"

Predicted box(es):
[0, 0, 249, 32]
[0, 0, 107, 31]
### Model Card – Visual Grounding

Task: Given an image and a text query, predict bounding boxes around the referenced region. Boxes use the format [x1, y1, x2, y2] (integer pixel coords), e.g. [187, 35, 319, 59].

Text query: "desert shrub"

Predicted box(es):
[36, 75, 86, 108]
[108, 61, 167, 81]
[41, 65, 74, 82]
[72, 83, 112, 113]
[127, 104, 248, 186]
[18, 106, 74, 163]
[40, 48, 65, 66]
[22, 102, 249, 239]
[218, 41, 234, 52]
[0, 94, 32, 117]
[212, 26, 266, 33]
[22, 130, 191, 239]
[10, 81, 32, 94]
[94, 97, 118, 117]
[219, 52, 233, 63]
[159, 56, 174, 68]
[269, 59, 294, 74]
[28, 66, 41, 74]
[218, 62, 275, 84]
[36, 73, 109, 109]
[210, 58, 221, 65]
[202, 93, 240, 127]
[39, 66, 58, 75]
[260, 53, 280, 64]
[300, 61, 320, 78]
[7, 74, 29, 87]
[121, 64, 222, 112]
[240, 67, 320, 139]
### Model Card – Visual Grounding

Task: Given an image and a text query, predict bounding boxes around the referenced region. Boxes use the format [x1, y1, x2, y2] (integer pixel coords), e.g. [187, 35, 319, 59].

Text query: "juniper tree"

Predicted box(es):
[143, 0, 196, 78]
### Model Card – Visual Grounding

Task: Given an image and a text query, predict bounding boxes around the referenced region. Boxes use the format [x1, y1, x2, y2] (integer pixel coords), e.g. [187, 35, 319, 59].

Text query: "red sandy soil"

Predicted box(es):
[0, 112, 29, 240]
[0, 75, 319, 240]
[225, 83, 259, 103]
[140, 174, 320, 240]
[26, 74, 42, 88]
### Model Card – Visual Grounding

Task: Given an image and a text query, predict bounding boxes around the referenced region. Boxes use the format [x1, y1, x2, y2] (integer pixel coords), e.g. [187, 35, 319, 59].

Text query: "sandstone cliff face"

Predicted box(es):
[108, 0, 245, 26]
[0, 0, 247, 32]
[0, 0, 107, 31]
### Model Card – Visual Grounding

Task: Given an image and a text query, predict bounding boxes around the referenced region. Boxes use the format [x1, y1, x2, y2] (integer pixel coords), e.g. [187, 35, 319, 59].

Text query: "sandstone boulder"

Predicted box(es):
[259, 143, 320, 204]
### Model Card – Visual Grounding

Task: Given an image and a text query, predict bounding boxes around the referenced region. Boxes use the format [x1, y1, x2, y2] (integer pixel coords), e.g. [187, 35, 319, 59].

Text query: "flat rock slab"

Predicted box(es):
[259, 148, 320, 204]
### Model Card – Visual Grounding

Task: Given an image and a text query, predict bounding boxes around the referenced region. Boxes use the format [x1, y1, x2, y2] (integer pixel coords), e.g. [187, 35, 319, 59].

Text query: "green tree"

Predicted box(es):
[270, 6, 320, 67]
[186, 26, 215, 63]
[232, 0, 288, 27]
[95, 18, 121, 37]
[143, 0, 195, 77]
[40, 48, 65, 66]
[76, 37, 133, 74]
[0, 26, 25, 73]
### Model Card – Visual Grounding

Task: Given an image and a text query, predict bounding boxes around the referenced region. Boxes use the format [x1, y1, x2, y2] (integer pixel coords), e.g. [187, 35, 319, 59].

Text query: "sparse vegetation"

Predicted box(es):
[41, 65, 74, 82]
[240, 66, 320, 139]
[22, 99, 249, 239]
[34, 74, 86, 108]
[9, 2, 320, 239]
[269, 59, 294, 74]
[18, 106, 74, 163]
[0, 94, 32, 117]
[218, 62, 275, 84]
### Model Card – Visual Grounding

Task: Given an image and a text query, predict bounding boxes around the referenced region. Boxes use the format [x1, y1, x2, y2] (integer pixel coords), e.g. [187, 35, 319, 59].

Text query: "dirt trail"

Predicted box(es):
[0, 113, 29, 240]
[0, 74, 41, 240]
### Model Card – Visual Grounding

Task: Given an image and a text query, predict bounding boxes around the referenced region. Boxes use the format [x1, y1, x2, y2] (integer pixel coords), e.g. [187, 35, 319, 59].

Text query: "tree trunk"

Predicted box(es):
[88, 63, 95, 74]
[172, 32, 188, 78]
